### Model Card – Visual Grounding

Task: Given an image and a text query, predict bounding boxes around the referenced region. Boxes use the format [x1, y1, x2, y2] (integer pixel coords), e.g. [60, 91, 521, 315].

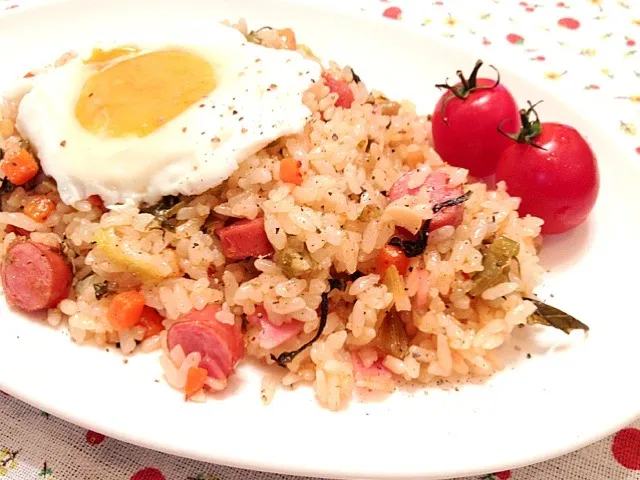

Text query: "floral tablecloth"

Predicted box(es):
[1, 0, 639, 478]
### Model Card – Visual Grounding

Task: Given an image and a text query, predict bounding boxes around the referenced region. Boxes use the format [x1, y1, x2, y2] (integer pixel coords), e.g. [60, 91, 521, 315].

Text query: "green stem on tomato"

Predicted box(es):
[497, 100, 547, 150]
[435, 60, 501, 124]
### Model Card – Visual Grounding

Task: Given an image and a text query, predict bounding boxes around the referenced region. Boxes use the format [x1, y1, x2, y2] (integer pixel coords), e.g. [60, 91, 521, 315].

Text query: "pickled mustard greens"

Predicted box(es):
[470, 235, 520, 297]
[389, 191, 473, 258]
[525, 297, 589, 334]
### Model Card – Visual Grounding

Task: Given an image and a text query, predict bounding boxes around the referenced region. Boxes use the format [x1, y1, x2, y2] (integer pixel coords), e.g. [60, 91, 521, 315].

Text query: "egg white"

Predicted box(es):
[13, 23, 321, 207]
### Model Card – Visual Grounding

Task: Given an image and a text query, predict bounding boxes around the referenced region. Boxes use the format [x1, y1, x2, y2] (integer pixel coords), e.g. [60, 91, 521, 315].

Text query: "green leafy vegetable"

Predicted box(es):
[358, 204, 382, 222]
[388, 190, 472, 258]
[140, 195, 184, 232]
[0, 177, 15, 194]
[275, 247, 313, 278]
[349, 67, 362, 84]
[432, 190, 473, 214]
[93, 281, 110, 300]
[379, 311, 409, 358]
[246, 26, 273, 45]
[389, 219, 431, 257]
[271, 278, 345, 366]
[525, 297, 589, 334]
[328, 278, 347, 292]
[470, 235, 520, 296]
[271, 290, 329, 366]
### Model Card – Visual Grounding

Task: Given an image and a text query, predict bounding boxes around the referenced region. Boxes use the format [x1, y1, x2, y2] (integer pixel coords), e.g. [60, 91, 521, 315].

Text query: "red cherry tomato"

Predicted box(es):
[495, 103, 599, 234]
[432, 60, 521, 178]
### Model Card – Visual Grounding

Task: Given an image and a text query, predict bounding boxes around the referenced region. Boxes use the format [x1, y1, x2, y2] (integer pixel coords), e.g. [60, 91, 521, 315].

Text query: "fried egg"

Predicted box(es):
[13, 23, 321, 206]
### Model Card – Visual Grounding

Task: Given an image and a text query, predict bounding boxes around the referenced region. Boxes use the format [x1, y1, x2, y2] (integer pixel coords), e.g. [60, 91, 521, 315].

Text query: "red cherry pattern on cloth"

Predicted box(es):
[494, 471, 512, 479]
[612, 428, 640, 470]
[130, 467, 167, 480]
[558, 17, 580, 30]
[506, 33, 524, 45]
[85, 430, 106, 445]
[382, 6, 401, 19]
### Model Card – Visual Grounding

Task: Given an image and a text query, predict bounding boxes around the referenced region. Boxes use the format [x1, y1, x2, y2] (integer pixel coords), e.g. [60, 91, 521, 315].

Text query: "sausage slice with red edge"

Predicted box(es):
[388, 171, 465, 231]
[1, 241, 72, 311]
[167, 305, 244, 380]
[216, 217, 274, 260]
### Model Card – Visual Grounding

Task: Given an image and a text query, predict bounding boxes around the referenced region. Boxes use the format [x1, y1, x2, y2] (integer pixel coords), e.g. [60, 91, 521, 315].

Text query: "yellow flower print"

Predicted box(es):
[445, 14, 457, 27]
[480, 13, 492, 20]
[618, 1, 630, 8]
[632, 19, 640, 26]
[544, 71, 567, 80]
[421, 18, 432, 26]
[580, 48, 597, 57]
[601, 67, 614, 79]
[616, 95, 640, 103]
[0, 449, 19, 476]
[620, 121, 637, 136]
[590, 0, 603, 10]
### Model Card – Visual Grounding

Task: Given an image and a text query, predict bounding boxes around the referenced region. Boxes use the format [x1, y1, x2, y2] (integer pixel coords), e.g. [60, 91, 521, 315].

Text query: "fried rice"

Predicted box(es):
[0, 19, 544, 410]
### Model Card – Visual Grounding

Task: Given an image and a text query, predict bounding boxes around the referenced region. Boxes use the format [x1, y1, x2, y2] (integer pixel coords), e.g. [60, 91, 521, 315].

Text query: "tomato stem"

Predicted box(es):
[435, 60, 501, 124]
[498, 100, 547, 150]
[456, 70, 469, 91]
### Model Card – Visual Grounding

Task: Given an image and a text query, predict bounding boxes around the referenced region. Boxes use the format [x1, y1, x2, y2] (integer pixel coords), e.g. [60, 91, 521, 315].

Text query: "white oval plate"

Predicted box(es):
[1, 0, 639, 478]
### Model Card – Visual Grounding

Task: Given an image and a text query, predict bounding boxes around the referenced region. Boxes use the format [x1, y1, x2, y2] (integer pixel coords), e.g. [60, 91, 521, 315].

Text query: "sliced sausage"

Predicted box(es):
[322, 72, 354, 108]
[4, 225, 30, 237]
[167, 305, 244, 380]
[247, 304, 304, 350]
[1, 241, 72, 311]
[388, 171, 464, 231]
[216, 218, 274, 260]
[351, 352, 393, 382]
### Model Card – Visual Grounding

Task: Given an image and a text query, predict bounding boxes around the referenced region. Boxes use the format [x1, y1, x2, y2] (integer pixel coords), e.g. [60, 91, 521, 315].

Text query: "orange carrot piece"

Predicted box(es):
[138, 306, 164, 339]
[23, 195, 56, 222]
[1, 148, 39, 185]
[185, 366, 208, 399]
[276, 28, 297, 50]
[107, 290, 146, 332]
[280, 156, 303, 185]
[376, 244, 411, 276]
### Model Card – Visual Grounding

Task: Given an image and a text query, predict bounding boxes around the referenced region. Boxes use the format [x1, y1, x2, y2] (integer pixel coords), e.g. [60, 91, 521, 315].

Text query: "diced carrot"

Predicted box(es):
[376, 244, 411, 276]
[1, 148, 39, 185]
[406, 150, 425, 169]
[107, 290, 146, 332]
[276, 28, 297, 50]
[280, 156, 303, 186]
[87, 194, 106, 212]
[138, 306, 164, 339]
[23, 195, 56, 222]
[185, 366, 208, 399]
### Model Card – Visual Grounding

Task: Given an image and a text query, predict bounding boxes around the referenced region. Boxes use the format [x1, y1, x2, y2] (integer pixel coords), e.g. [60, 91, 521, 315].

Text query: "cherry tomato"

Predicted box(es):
[495, 103, 599, 234]
[432, 60, 521, 178]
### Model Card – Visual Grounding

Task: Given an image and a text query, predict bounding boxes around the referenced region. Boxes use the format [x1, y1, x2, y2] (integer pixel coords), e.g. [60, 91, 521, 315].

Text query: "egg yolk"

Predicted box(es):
[75, 49, 215, 138]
